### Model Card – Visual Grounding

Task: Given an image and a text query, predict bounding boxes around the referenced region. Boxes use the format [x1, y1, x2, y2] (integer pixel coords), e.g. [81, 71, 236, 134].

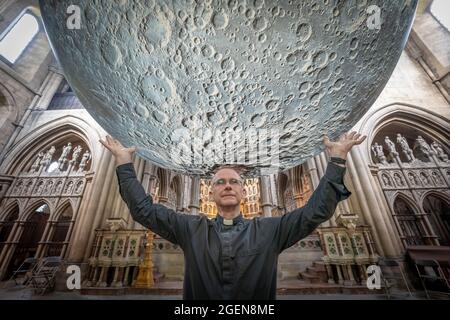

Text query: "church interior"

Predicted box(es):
[0, 0, 449, 299]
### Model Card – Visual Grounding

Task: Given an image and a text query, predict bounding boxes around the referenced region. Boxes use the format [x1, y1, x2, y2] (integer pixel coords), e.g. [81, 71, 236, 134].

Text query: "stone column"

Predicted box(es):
[188, 175, 200, 215]
[347, 149, 403, 257]
[67, 150, 115, 262]
[259, 175, 273, 217]
[368, 165, 408, 252]
[306, 157, 330, 227]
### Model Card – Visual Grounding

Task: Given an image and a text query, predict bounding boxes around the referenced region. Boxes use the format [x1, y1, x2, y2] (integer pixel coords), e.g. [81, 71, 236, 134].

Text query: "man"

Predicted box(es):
[100, 131, 366, 299]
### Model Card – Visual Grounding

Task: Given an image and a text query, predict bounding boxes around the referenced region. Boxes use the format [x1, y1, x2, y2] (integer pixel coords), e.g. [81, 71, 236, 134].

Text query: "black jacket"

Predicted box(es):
[116, 162, 351, 299]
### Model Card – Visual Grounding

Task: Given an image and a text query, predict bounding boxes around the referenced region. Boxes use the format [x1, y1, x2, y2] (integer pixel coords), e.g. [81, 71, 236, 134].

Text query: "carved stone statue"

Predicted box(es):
[393, 173, 404, 186]
[70, 145, 83, 163]
[30, 152, 44, 172]
[413, 135, 432, 161]
[78, 150, 91, 172]
[58, 142, 73, 170]
[371, 142, 388, 164]
[384, 136, 398, 157]
[41, 146, 56, 167]
[382, 174, 391, 186]
[44, 180, 54, 194]
[64, 181, 74, 194]
[431, 141, 449, 162]
[396, 133, 414, 162]
[431, 171, 443, 185]
[407, 172, 420, 186]
[420, 172, 431, 185]
[13, 181, 23, 194]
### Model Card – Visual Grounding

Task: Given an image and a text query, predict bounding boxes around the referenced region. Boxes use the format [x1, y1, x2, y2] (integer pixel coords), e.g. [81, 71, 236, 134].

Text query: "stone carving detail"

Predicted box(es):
[64, 180, 74, 194]
[431, 171, 444, 186]
[393, 172, 404, 187]
[78, 150, 91, 172]
[431, 141, 449, 162]
[381, 173, 392, 187]
[58, 142, 73, 170]
[413, 135, 432, 160]
[396, 133, 415, 162]
[41, 146, 56, 169]
[30, 152, 44, 172]
[372, 142, 388, 165]
[419, 172, 432, 186]
[384, 136, 398, 159]
[407, 172, 420, 187]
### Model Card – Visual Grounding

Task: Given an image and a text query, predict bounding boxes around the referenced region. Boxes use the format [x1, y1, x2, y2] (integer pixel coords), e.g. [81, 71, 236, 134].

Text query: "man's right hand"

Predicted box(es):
[99, 135, 136, 166]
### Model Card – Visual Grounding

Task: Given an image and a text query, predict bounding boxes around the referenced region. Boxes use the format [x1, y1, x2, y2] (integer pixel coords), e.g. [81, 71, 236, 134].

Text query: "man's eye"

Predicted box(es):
[216, 179, 225, 185]
[230, 179, 239, 184]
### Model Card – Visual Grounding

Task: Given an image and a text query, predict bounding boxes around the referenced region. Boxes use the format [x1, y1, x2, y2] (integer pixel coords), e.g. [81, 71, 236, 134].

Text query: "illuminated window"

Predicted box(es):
[430, 0, 450, 32]
[0, 12, 39, 64]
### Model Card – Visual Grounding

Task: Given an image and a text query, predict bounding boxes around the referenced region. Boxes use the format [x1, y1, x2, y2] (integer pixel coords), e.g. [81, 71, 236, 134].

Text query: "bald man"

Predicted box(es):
[100, 132, 365, 300]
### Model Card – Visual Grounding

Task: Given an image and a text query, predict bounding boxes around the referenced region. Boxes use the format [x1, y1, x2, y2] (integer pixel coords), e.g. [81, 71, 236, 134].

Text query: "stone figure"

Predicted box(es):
[71, 145, 83, 163]
[78, 150, 91, 172]
[396, 133, 414, 162]
[384, 136, 398, 157]
[431, 171, 443, 185]
[394, 173, 404, 186]
[382, 174, 391, 186]
[58, 142, 73, 170]
[372, 142, 388, 164]
[41, 146, 56, 167]
[431, 141, 449, 162]
[30, 152, 44, 172]
[420, 172, 431, 185]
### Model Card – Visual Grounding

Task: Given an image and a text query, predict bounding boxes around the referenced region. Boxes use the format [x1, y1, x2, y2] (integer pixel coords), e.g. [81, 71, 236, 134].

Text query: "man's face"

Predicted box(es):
[210, 168, 246, 208]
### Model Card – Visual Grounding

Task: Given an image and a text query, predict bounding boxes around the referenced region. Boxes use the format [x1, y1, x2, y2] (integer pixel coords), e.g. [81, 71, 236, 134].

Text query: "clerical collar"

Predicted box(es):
[216, 213, 244, 226]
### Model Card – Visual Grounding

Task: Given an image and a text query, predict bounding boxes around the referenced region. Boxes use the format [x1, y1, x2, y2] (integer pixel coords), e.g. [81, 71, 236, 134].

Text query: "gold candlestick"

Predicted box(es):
[134, 230, 154, 288]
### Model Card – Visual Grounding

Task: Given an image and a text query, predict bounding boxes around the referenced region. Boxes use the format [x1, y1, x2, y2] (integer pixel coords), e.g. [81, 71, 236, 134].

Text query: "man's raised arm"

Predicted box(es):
[273, 131, 366, 253]
[100, 135, 190, 247]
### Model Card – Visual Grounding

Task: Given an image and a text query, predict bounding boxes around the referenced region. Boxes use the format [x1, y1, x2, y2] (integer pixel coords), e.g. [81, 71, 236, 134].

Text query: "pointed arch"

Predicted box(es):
[0, 115, 105, 175]
[21, 199, 52, 221]
[0, 199, 20, 221]
[53, 198, 74, 221]
[355, 103, 450, 164]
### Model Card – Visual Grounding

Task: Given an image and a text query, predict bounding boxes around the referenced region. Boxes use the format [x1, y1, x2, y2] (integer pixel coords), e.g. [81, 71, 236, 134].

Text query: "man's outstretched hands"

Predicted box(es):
[323, 131, 366, 160]
[99, 135, 137, 166]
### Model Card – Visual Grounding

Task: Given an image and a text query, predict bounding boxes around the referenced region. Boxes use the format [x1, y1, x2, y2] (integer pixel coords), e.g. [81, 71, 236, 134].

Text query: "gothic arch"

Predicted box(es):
[277, 172, 289, 206]
[53, 199, 74, 221]
[0, 199, 20, 221]
[21, 199, 52, 221]
[356, 103, 450, 164]
[421, 191, 450, 245]
[0, 115, 105, 175]
[156, 167, 170, 200]
[170, 175, 183, 210]
[388, 191, 419, 212]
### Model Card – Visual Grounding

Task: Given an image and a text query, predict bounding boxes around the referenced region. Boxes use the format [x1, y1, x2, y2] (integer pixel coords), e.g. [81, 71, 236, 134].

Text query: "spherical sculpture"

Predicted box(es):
[39, 0, 417, 176]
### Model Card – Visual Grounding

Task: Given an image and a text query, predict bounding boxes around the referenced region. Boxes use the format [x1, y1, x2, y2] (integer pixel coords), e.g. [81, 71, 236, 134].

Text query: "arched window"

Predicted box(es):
[0, 11, 40, 64]
[430, 0, 450, 32]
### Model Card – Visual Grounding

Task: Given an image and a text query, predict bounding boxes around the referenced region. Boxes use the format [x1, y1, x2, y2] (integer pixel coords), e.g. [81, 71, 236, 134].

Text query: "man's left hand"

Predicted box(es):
[323, 131, 366, 160]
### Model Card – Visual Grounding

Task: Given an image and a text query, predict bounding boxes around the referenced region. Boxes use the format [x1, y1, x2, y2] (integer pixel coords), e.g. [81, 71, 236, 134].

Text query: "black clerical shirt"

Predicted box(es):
[116, 162, 351, 300]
